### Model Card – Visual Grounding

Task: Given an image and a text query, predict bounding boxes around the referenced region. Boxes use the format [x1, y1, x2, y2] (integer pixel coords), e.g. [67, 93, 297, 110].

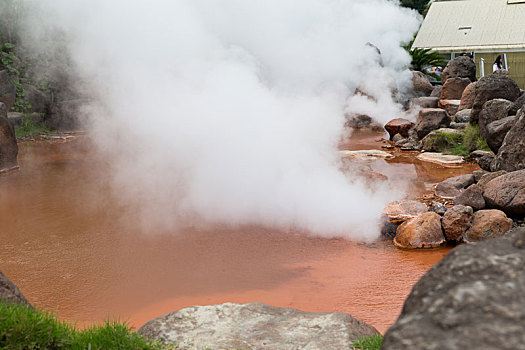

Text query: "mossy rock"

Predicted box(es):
[421, 128, 464, 153]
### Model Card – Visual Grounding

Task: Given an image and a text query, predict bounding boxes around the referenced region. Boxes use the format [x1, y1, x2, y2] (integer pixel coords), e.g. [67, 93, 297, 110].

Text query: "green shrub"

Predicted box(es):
[352, 334, 383, 350]
[0, 301, 169, 349]
[14, 114, 50, 138]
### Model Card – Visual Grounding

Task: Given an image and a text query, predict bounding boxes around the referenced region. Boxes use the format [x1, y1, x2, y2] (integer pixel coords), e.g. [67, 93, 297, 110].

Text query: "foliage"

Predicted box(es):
[464, 123, 491, 153]
[352, 334, 383, 350]
[400, 0, 429, 14]
[0, 301, 171, 349]
[408, 48, 446, 73]
[425, 130, 466, 155]
[14, 114, 50, 138]
[1, 42, 31, 113]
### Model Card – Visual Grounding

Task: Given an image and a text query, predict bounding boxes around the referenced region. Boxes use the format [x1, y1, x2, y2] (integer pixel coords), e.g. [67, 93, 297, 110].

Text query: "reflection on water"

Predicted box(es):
[0, 131, 477, 333]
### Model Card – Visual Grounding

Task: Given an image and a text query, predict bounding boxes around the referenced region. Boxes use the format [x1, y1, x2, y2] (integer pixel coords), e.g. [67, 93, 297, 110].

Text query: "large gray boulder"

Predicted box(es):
[491, 108, 525, 171]
[440, 77, 471, 100]
[0, 102, 18, 172]
[382, 228, 525, 350]
[411, 71, 434, 97]
[471, 73, 520, 124]
[415, 108, 451, 139]
[22, 84, 52, 114]
[483, 169, 525, 215]
[137, 303, 378, 350]
[441, 56, 476, 83]
[0, 70, 16, 110]
[485, 115, 515, 153]
[0, 268, 31, 306]
[478, 98, 513, 140]
[454, 184, 485, 211]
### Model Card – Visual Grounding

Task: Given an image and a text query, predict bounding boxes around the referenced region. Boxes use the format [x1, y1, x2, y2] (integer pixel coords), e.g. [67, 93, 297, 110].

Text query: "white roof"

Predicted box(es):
[412, 0, 525, 52]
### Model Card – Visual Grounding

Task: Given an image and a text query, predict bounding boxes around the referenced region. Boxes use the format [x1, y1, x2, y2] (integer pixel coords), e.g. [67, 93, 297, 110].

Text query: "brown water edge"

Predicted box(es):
[0, 131, 477, 334]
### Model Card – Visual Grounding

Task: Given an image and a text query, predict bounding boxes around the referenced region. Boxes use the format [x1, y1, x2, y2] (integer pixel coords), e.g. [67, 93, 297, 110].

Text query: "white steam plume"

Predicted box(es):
[25, 0, 420, 239]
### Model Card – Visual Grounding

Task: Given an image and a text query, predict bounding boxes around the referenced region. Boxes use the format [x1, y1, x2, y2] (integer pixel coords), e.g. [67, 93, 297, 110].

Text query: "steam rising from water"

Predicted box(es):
[26, 0, 420, 239]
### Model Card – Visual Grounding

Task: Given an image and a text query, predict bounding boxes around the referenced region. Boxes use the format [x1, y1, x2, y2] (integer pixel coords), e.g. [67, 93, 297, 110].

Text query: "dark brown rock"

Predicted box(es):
[384, 118, 415, 140]
[469, 150, 495, 171]
[464, 209, 512, 243]
[0, 268, 31, 306]
[454, 184, 485, 210]
[442, 205, 473, 242]
[478, 98, 513, 140]
[0, 70, 16, 110]
[472, 169, 487, 182]
[412, 71, 433, 97]
[471, 74, 520, 124]
[415, 108, 451, 139]
[441, 56, 476, 83]
[394, 212, 445, 249]
[0, 102, 18, 172]
[382, 228, 525, 350]
[491, 108, 525, 172]
[483, 169, 525, 215]
[485, 115, 516, 153]
[440, 77, 471, 100]
[458, 82, 476, 111]
[509, 92, 525, 116]
[138, 303, 379, 350]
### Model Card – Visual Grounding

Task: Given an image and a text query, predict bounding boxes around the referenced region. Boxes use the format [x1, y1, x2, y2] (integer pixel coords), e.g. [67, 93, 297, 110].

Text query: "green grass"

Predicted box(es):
[0, 301, 170, 349]
[352, 334, 383, 350]
[463, 123, 491, 153]
[423, 124, 491, 157]
[14, 114, 51, 138]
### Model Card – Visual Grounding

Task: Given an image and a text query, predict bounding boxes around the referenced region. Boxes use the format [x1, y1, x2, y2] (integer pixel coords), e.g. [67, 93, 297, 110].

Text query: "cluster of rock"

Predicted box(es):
[384, 57, 525, 167]
[383, 168, 525, 249]
[382, 227, 525, 350]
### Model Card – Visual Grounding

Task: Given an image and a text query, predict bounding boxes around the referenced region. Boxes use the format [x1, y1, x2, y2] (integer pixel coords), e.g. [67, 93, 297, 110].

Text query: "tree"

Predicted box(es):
[400, 0, 430, 15]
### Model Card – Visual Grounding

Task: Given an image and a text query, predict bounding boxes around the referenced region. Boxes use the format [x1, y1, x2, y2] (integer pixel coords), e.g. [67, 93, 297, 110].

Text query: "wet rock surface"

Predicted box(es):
[441, 205, 473, 242]
[383, 200, 428, 222]
[416, 152, 464, 165]
[383, 228, 525, 350]
[394, 212, 445, 249]
[483, 169, 525, 215]
[137, 303, 378, 350]
[464, 209, 513, 243]
[384, 118, 414, 140]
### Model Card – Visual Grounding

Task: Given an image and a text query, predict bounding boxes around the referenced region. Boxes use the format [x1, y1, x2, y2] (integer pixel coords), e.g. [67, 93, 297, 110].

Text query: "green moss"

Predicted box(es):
[0, 301, 171, 349]
[352, 334, 383, 350]
[464, 123, 491, 153]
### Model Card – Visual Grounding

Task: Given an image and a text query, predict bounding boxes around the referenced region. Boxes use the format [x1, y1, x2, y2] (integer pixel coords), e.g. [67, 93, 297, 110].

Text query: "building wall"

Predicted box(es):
[474, 52, 525, 89]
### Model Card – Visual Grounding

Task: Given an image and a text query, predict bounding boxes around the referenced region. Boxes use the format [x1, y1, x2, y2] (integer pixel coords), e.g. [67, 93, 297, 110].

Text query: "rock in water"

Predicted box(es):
[0, 102, 18, 172]
[382, 228, 525, 350]
[394, 212, 445, 249]
[441, 205, 473, 242]
[0, 268, 31, 307]
[137, 303, 379, 350]
[483, 169, 525, 215]
[464, 209, 513, 243]
[383, 200, 428, 222]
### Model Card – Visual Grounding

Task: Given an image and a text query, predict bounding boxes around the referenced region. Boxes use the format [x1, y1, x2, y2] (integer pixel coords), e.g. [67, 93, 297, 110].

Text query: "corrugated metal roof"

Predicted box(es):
[412, 0, 525, 52]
